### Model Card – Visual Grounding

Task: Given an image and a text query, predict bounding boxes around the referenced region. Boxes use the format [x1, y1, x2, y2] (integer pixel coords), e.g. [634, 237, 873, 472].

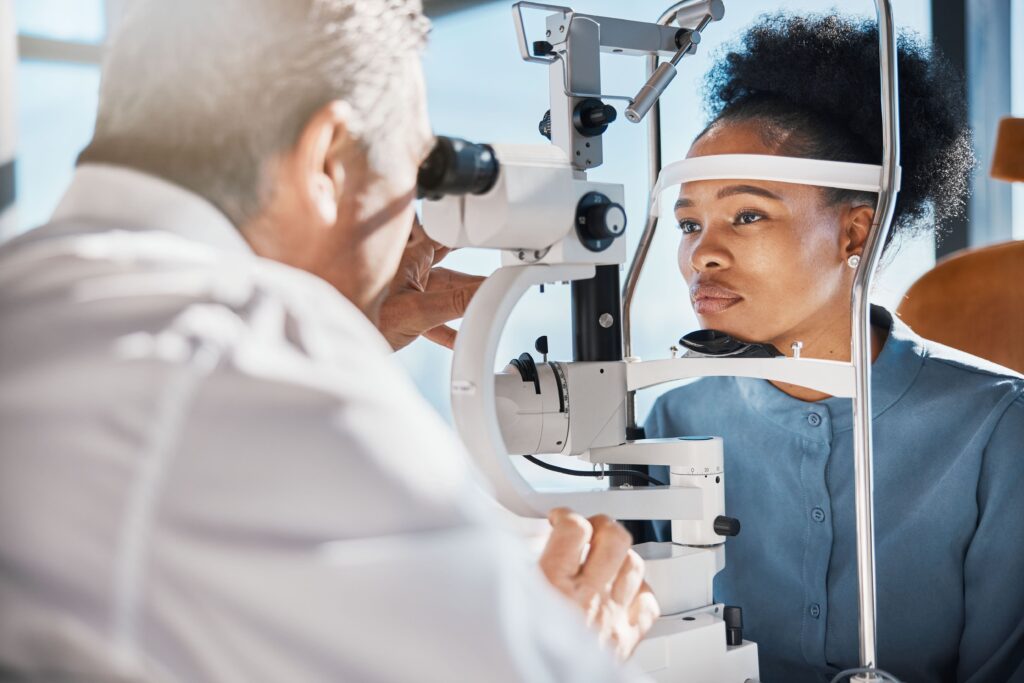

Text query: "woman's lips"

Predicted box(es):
[690, 283, 743, 315]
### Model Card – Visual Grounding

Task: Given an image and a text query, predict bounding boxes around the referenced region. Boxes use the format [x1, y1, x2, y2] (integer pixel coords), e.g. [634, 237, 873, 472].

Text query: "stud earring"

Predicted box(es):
[847, 254, 861, 269]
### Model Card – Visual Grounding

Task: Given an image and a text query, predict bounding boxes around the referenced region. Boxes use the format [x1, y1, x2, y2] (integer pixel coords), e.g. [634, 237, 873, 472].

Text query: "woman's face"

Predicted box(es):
[675, 120, 867, 346]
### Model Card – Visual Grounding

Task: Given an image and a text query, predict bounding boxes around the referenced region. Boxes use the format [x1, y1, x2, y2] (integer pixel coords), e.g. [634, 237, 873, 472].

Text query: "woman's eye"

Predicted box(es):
[735, 210, 764, 225]
[677, 220, 702, 234]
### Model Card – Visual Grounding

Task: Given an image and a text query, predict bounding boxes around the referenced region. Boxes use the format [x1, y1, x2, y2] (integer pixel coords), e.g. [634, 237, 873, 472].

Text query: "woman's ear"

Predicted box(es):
[291, 100, 354, 228]
[840, 203, 875, 261]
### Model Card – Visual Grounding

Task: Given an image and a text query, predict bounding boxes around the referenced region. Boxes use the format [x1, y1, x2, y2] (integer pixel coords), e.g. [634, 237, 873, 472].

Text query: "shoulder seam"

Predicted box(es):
[920, 347, 1024, 383]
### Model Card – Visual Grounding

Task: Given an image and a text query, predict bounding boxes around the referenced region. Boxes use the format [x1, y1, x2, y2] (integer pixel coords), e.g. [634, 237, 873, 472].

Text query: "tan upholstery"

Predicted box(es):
[991, 117, 1024, 183]
[897, 240, 1024, 374]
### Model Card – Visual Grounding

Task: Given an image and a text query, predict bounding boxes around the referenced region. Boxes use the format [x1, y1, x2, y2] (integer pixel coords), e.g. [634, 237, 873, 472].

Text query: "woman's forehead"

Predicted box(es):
[687, 119, 777, 157]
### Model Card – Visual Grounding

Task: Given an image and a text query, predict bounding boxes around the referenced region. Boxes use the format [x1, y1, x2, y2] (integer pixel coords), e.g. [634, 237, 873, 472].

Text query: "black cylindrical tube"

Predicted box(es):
[724, 605, 744, 646]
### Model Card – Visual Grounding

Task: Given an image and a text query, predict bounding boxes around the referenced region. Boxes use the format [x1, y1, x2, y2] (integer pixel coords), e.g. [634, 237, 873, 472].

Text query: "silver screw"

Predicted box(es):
[598, 313, 614, 328]
[791, 341, 803, 358]
[545, 29, 551, 37]
[670, 345, 679, 358]
[559, 24, 565, 32]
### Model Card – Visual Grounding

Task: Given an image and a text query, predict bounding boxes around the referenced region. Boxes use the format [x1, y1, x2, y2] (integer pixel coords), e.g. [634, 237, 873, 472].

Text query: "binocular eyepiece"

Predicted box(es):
[417, 136, 500, 200]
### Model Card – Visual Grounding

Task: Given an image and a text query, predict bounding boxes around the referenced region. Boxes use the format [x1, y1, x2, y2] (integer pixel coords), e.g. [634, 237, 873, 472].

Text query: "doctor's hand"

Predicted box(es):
[539, 508, 660, 661]
[377, 217, 484, 351]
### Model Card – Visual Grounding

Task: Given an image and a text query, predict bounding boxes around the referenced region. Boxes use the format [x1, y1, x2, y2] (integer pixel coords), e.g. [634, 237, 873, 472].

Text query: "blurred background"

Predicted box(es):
[2, 0, 1022, 432]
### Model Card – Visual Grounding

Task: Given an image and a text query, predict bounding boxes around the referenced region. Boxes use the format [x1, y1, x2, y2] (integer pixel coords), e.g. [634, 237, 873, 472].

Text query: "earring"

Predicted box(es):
[847, 254, 861, 269]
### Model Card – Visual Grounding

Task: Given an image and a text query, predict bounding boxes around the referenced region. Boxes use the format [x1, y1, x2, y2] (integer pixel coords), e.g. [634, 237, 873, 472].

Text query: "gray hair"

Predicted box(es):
[81, 0, 430, 225]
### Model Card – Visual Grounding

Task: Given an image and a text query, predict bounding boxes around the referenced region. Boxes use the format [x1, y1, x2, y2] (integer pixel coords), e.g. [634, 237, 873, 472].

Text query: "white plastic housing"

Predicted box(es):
[634, 542, 722, 615]
[494, 362, 568, 455]
[589, 437, 726, 545]
[421, 144, 575, 250]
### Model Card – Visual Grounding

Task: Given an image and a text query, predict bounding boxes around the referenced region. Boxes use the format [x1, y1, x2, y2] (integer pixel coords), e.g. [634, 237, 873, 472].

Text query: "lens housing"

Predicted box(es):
[417, 136, 500, 200]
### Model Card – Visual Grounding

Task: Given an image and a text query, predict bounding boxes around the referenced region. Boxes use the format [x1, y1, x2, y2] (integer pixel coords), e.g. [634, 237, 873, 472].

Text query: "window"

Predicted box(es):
[15, 0, 105, 44]
[6, 0, 105, 236]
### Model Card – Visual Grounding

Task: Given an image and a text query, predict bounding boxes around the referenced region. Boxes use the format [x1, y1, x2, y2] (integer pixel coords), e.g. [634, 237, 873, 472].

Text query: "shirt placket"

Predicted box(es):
[799, 406, 834, 672]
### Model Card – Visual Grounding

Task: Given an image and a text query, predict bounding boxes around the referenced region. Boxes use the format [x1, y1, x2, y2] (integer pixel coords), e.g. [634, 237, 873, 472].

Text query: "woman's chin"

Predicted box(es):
[693, 306, 771, 343]
[694, 298, 744, 328]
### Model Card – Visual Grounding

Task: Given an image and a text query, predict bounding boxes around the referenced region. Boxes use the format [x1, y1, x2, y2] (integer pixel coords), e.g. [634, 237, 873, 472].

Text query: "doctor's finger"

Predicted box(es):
[413, 283, 483, 326]
[422, 325, 457, 349]
[539, 508, 592, 584]
[609, 549, 645, 606]
[426, 267, 485, 290]
[629, 584, 660, 634]
[578, 515, 633, 591]
[431, 243, 453, 265]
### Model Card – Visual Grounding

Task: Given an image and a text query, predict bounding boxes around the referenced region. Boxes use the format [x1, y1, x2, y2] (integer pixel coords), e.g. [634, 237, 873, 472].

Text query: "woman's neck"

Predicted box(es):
[767, 307, 887, 402]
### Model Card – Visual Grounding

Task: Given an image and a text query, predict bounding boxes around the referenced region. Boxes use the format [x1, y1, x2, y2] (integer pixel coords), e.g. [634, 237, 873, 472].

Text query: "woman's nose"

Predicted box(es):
[685, 229, 732, 273]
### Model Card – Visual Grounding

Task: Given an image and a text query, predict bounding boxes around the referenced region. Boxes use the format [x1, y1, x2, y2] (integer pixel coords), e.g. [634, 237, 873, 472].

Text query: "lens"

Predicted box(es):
[417, 136, 500, 199]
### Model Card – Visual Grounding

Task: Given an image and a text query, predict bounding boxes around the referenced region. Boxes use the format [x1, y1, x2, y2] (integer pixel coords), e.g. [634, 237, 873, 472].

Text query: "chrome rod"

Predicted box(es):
[623, 1, 688, 430]
[850, 0, 900, 677]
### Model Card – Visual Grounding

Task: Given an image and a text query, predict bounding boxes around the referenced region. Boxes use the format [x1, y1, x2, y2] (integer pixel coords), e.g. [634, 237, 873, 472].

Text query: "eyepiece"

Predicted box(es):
[417, 136, 500, 200]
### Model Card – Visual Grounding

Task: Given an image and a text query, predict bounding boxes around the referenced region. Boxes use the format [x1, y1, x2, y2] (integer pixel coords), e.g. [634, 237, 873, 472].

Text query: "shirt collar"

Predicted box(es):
[48, 164, 252, 255]
[735, 306, 925, 435]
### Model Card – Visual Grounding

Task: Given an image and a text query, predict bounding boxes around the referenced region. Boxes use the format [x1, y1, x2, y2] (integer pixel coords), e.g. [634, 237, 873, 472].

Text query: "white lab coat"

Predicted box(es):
[0, 165, 646, 683]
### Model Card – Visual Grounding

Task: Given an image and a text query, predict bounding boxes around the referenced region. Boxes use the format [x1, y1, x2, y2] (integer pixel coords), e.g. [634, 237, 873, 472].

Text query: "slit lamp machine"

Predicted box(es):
[417, 2, 903, 680]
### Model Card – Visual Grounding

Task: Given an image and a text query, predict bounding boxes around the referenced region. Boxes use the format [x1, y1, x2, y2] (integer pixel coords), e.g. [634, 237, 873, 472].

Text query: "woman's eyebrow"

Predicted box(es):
[716, 184, 783, 201]
[675, 184, 784, 211]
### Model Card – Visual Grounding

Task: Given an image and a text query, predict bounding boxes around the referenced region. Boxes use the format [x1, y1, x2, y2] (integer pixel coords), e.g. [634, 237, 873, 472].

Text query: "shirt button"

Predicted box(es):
[809, 603, 821, 619]
[807, 412, 822, 427]
[811, 507, 826, 523]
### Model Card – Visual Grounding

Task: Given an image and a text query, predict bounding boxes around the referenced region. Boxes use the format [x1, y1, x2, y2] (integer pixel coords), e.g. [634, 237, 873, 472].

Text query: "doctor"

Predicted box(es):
[0, 1, 658, 681]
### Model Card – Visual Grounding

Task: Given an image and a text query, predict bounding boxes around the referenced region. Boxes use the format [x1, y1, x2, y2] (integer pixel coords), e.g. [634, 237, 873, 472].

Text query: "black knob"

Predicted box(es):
[723, 605, 743, 646]
[534, 336, 549, 356]
[575, 192, 626, 252]
[713, 515, 741, 537]
[533, 40, 554, 57]
[582, 104, 617, 128]
[538, 110, 552, 140]
[585, 202, 622, 240]
[572, 98, 616, 137]
[583, 203, 627, 240]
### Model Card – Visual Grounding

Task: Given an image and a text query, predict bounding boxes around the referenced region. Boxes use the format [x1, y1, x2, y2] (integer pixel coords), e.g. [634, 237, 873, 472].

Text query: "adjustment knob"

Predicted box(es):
[534, 335, 549, 356]
[723, 605, 744, 646]
[582, 103, 617, 128]
[538, 110, 552, 140]
[573, 98, 617, 137]
[713, 515, 741, 537]
[575, 192, 627, 252]
[583, 202, 627, 240]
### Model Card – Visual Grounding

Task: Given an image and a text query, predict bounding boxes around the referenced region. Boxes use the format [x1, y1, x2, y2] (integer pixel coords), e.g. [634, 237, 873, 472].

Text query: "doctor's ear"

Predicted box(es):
[840, 204, 875, 262]
[290, 100, 356, 228]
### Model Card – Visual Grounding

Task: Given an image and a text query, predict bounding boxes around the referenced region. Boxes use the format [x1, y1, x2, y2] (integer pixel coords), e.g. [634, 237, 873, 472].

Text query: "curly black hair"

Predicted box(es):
[699, 13, 975, 249]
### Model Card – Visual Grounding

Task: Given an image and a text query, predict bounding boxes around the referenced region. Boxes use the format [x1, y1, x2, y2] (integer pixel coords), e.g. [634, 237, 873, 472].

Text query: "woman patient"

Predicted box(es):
[645, 14, 1024, 683]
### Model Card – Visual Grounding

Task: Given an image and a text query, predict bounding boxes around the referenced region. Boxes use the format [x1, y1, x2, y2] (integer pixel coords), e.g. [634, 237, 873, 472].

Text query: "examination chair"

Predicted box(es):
[897, 239, 1024, 374]
[897, 117, 1024, 374]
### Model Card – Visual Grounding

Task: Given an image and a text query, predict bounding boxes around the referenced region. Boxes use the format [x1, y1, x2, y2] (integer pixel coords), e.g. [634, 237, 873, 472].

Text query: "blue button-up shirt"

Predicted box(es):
[645, 308, 1024, 682]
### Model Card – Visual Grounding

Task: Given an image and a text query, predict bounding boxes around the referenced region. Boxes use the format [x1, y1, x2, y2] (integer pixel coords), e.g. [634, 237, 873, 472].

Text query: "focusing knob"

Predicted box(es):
[539, 110, 552, 140]
[585, 203, 627, 239]
[575, 192, 627, 252]
[723, 605, 744, 646]
[534, 335, 549, 356]
[713, 515, 741, 537]
[573, 98, 617, 137]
